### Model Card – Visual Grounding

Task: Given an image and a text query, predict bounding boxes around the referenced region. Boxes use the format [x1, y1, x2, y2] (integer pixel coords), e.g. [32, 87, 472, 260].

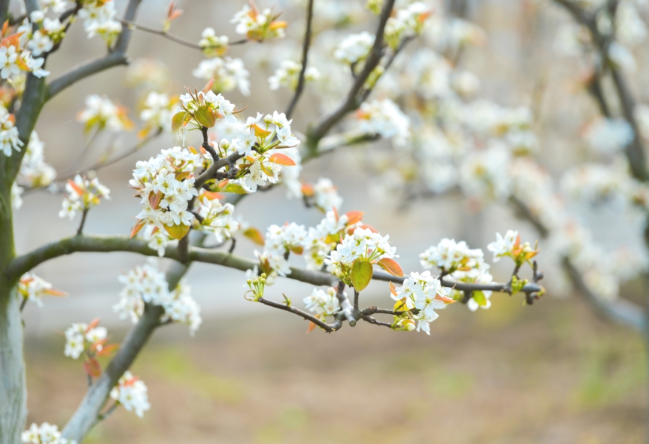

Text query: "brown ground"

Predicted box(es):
[24, 293, 647, 444]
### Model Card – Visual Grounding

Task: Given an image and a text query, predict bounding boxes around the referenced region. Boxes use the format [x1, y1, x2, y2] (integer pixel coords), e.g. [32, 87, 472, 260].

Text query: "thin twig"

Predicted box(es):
[76, 208, 89, 236]
[258, 297, 341, 332]
[285, 0, 314, 119]
[307, 0, 396, 146]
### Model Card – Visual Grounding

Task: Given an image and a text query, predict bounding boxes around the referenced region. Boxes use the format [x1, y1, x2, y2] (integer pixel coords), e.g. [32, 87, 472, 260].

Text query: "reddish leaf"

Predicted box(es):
[301, 183, 314, 197]
[149, 191, 162, 210]
[84, 358, 102, 378]
[96, 344, 120, 357]
[131, 220, 146, 239]
[85, 318, 101, 333]
[344, 211, 364, 226]
[389, 282, 398, 297]
[201, 191, 223, 201]
[351, 260, 373, 292]
[201, 77, 215, 93]
[67, 179, 84, 196]
[377, 258, 404, 277]
[358, 223, 378, 233]
[306, 321, 317, 334]
[268, 153, 296, 166]
[243, 227, 265, 245]
[252, 123, 272, 138]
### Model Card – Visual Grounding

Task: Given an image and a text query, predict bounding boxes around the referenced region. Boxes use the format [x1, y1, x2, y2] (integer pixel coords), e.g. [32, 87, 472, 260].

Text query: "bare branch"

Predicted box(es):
[285, 0, 315, 119]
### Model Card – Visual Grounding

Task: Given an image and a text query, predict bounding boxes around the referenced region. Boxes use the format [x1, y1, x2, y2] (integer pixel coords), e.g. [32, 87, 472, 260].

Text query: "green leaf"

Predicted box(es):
[171, 111, 189, 131]
[472, 291, 487, 307]
[351, 260, 373, 292]
[163, 223, 190, 240]
[195, 105, 217, 128]
[223, 183, 248, 194]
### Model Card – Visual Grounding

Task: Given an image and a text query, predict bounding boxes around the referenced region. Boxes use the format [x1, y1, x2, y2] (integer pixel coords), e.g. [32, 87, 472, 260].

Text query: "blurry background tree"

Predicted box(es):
[1, 0, 649, 443]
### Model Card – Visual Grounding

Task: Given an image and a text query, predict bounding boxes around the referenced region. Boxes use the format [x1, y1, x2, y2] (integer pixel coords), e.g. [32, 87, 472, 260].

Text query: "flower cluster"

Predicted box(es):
[22, 423, 75, 444]
[268, 60, 320, 91]
[193, 57, 250, 96]
[63, 320, 108, 360]
[198, 28, 229, 57]
[420, 238, 484, 273]
[77, 95, 133, 133]
[231, 2, 287, 41]
[109, 371, 151, 418]
[487, 230, 538, 266]
[304, 287, 340, 317]
[0, 105, 22, 156]
[0, 28, 49, 80]
[334, 31, 374, 64]
[391, 271, 454, 334]
[139, 91, 177, 136]
[326, 227, 397, 285]
[18, 273, 65, 307]
[129, 146, 200, 241]
[195, 190, 240, 244]
[356, 99, 410, 147]
[58, 175, 110, 220]
[582, 117, 634, 155]
[302, 177, 343, 212]
[78, 0, 122, 45]
[115, 261, 202, 334]
[210, 111, 301, 193]
[16, 132, 56, 188]
[420, 238, 494, 311]
[255, 223, 308, 277]
[24, 15, 65, 57]
[385, 2, 431, 49]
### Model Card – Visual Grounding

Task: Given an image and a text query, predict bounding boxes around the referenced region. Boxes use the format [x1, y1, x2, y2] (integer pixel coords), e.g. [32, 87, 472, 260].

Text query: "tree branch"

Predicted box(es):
[306, 0, 396, 146]
[285, 0, 314, 120]
[47, 0, 144, 99]
[258, 296, 342, 332]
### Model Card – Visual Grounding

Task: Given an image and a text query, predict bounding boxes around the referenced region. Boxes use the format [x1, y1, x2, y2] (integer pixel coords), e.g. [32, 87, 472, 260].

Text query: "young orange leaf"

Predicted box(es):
[201, 77, 215, 93]
[344, 211, 364, 226]
[243, 227, 265, 245]
[301, 183, 314, 197]
[67, 179, 84, 196]
[252, 123, 272, 138]
[268, 153, 296, 166]
[306, 321, 317, 334]
[85, 318, 101, 333]
[389, 281, 398, 297]
[84, 358, 102, 378]
[130, 220, 146, 238]
[96, 344, 120, 357]
[377, 258, 404, 277]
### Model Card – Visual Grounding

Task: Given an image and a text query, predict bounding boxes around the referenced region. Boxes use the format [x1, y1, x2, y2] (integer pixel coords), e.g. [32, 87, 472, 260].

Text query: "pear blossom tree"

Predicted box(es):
[0, 1, 552, 443]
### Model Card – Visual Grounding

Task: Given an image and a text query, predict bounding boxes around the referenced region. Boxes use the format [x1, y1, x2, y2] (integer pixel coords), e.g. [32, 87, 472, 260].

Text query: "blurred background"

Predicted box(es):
[14, 0, 647, 442]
